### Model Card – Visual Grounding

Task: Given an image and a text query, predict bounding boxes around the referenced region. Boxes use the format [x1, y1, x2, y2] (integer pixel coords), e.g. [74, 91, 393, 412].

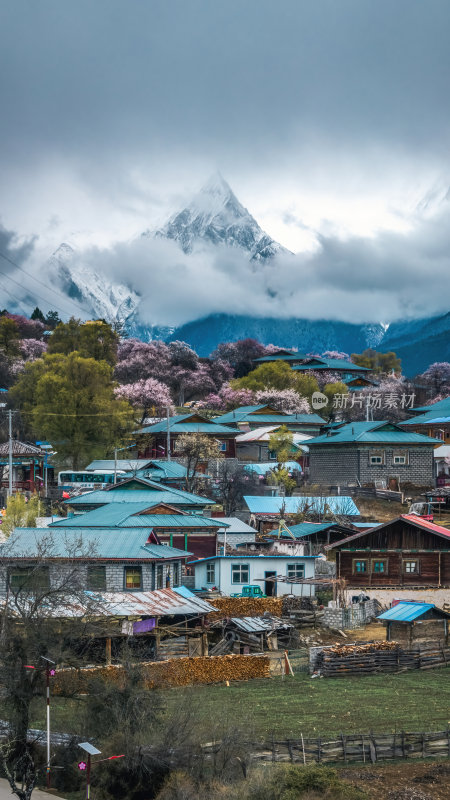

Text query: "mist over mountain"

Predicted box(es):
[31, 174, 450, 375]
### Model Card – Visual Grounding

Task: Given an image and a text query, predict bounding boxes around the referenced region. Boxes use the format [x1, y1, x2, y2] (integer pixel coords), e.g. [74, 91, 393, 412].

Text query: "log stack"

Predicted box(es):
[207, 597, 283, 619]
[53, 653, 271, 694]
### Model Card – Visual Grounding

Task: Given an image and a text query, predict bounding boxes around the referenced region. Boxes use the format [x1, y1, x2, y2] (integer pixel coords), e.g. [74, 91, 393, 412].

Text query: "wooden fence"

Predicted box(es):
[313, 640, 450, 677]
[202, 729, 450, 766]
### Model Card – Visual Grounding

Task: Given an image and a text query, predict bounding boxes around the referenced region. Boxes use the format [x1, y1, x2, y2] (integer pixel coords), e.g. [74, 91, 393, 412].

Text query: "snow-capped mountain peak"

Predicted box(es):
[148, 173, 291, 261]
[47, 243, 140, 325]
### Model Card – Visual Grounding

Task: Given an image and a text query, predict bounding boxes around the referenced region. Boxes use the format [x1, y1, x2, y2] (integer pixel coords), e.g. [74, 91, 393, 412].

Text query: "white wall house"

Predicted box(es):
[192, 555, 318, 597]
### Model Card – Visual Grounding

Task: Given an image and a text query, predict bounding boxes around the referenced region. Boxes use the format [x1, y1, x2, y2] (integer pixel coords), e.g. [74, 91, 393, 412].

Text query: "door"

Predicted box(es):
[265, 571, 277, 597]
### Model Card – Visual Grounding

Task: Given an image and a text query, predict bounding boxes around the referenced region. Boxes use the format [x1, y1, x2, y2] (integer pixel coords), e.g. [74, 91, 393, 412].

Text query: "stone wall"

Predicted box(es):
[322, 599, 379, 629]
[309, 444, 435, 487]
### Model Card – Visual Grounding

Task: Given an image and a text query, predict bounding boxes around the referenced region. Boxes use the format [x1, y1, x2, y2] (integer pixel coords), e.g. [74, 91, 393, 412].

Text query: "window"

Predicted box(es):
[370, 455, 383, 465]
[393, 455, 406, 464]
[124, 567, 142, 590]
[156, 564, 163, 590]
[353, 560, 367, 574]
[173, 563, 180, 587]
[218, 442, 227, 452]
[268, 450, 277, 460]
[206, 563, 215, 583]
[287, 563, 305, 579]
[372, 560, 388, 574]
[404, 560, 419, 574]
[231, 564, 249, 584]
[87, 566, 106, 591]
[9, 566, 50, 592]
[393, 450, 408, 465]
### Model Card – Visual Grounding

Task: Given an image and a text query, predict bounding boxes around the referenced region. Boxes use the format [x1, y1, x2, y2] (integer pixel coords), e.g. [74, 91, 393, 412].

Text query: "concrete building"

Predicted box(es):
[192, 554, 318, 596]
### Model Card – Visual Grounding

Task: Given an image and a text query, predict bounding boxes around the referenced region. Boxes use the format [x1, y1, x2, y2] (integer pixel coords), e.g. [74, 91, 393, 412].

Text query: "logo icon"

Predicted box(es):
[312, 391, 328, 410]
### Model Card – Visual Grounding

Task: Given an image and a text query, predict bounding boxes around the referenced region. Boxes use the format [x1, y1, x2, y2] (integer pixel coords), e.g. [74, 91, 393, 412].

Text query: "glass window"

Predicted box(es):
[404, 560, 419, 574]
[87, 565, 106, 591]
[370, 456, 383, 465]
[124, 567, 142, 590]
[219, 442, 227, 452]
[287, 564, 305, 579]
[231, 564, 250, 584]
[372, 560, 387, 574]
[9, 566, 50, 592]
[173, 563, 180, 587]
[353, 560, 367, 574]
[206, 563, 215, 583]
[156, 564, 163, 590]
[268, 450, 277, 460]
[393, 455, 406, 464]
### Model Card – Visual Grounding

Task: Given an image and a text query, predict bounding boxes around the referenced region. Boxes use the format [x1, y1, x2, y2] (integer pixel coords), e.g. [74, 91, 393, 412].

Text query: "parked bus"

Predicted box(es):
[58, 470, 127, 490]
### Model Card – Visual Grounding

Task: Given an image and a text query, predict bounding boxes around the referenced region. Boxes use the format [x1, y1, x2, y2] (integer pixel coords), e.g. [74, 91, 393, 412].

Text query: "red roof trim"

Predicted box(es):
[326, 514, 450, 550]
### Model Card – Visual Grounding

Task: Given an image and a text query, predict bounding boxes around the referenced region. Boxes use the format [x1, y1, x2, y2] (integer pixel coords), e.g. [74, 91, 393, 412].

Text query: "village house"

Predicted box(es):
[84, 458, 196, 489]
[307, 421, 440, 489]
[327, 514, 450, 604]
[265, 520, 358, 555]
[50, 502, 228, 562]
[235, 425, 311, 467]
[377, 601, 450, 648]
[291, 356, 373, 380]
[243, 494, 360, 533]
[135, 412, 237, 459]
[213, 404, 325, 435]
[400, 397, 450, 445]
[0, 440, 53, 494]
[0, 527, 190, 595]
[63, 476, 215, 514]
[192, 553, 318, 597]
[252, 349, 309, 366]
[214, 516, 258, 551]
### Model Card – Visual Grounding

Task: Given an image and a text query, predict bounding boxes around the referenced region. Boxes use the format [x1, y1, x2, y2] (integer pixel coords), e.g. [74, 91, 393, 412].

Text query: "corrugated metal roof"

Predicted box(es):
[307, 421, 440, 445]
[235, 426, 279, 442]
[85, 459, 155, 472]
[84, 586, 217, 617]
[215, 517, 258, 533]
[377, 602, 437, 622]
[215, 410, 325, 425]
[230, 616, 285, 633]
[64, 488, 213, 507]
[326, 514, 450, 550]
[1, 528, 190, 561]
[51, 504, 225, 529]
[136, 415, 236, 435]
[243, 495, 360, 516]
[266, 521, 340, 539]
[244, 461, 302, 476]
[292, 358, 370, 372]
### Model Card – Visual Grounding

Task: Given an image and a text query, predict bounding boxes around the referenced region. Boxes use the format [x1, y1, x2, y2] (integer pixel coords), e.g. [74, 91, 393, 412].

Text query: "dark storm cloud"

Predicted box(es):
[2, 0, 450, 166]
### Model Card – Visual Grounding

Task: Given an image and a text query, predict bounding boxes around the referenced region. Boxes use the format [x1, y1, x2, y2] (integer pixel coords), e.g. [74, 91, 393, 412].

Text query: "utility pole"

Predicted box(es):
[8, 409, 12, 498]
[166, 407, 171, 462]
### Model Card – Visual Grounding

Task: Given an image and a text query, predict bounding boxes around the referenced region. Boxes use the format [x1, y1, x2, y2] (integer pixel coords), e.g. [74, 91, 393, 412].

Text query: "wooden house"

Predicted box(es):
[62, 476, 215, 514]
[377, 601, 450, 647]
[213, 404, 325, 435]
[328, 515, 450, 592]
[400, 397, 450, 446]
[292, 356, 373, 379]
[0, 440, 52, 494]
[50, 501, 227, 562]
[135, 412, 237, 459]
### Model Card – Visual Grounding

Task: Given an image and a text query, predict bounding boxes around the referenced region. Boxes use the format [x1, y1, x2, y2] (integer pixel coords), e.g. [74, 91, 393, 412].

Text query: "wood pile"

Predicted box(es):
[314, 640, 450, 677]
[53, 653, 270, 694]
[207, 597, 283, 619]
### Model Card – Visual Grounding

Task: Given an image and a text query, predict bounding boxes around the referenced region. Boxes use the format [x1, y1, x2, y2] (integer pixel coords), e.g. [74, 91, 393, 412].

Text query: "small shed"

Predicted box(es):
[377, 601, 450, 647]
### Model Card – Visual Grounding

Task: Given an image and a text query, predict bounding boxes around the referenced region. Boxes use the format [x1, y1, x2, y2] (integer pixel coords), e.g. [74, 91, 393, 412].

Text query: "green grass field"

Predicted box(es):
[31, 668, 450, 741]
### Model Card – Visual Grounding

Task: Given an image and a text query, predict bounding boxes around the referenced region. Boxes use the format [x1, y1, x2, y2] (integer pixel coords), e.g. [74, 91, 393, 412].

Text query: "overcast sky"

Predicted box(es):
[1, 0, 450, 325]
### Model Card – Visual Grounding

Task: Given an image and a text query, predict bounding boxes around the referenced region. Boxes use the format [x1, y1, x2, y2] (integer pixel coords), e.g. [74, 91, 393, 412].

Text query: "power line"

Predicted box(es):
[0, 249, 90, 318]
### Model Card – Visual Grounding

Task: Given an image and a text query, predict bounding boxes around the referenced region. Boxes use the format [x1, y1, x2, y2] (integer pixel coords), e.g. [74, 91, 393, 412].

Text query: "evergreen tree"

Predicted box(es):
[30, 307, 46, 323]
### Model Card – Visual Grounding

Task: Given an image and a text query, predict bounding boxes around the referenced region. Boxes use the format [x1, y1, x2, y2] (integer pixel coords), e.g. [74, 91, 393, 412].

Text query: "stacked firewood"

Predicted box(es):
[207, 597, 283, 619]
[53, 653, 271, 693]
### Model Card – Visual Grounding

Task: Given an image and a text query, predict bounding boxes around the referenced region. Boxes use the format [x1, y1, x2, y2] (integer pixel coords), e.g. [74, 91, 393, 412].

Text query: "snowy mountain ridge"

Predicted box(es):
[147, 172, 290, 260]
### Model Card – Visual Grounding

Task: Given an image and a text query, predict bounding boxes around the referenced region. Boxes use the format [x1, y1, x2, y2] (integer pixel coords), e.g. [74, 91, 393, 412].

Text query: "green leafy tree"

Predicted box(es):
[47, 318, 119, 366]
[232, 361, 319, 403]
[0, 317, 20, 359]
[10, 352, 133, 469]
[322, 381, 349, 420]
[268, 425, 294, 462]
[351, 349, 401, 376]
[1, 494, 41, 538]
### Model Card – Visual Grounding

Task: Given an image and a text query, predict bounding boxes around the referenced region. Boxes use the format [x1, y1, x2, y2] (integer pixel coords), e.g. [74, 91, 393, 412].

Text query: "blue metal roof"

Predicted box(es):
[214, 407, 325, 425]
[243, 461, 302, 476]
[377, 602, 439, 622]
[51, 504, 226, 528]
[135, 413, 236, 435]
[265, 521, 340, 539]
[0, 528, 190, 561]
[64, 486, 214, 507]
[292, 358, 370, 372]
[191, 554, 319, 563]
[243, 495, 360, 516]
[307, 421, 441, 446]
